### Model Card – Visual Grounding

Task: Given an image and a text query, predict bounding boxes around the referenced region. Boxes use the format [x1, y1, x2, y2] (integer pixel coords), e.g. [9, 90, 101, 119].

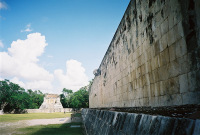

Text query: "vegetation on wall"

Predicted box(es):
[0, 79, 44, 113]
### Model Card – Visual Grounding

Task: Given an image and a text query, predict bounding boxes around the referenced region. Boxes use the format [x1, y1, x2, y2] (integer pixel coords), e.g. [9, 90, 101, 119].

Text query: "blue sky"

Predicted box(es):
[0, 0, 130, 93]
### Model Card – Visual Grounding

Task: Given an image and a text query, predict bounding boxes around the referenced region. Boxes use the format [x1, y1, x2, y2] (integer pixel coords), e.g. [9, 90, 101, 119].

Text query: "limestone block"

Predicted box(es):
[154, 27, 161, 42]
[165, 94, 174, 106]
[136, 67, 141, 79]
[122, 92, 128, 101]
[159, 48, 170, 67]
[159, 81, 166, 96]
[166, 77, 180, 95]
[150, 45, 156, 58]
[141, 64, 145, 76]
[150, 83, 155, 97]
[155, 82, 160, 97]
[145, 73, 150, 85]
[178, 55, 190, 75]
[144, 61, 151, 74]
[146, 49, 152, 61]
[172, 94, 183, 105]
[160, 33, 168, 52]
[188, 71, 197, 92]
[173, 6, 182, 26]
[138, 88, 143, 99]
[140, 76, 144, 88]
[168, 14, 174, 30]
[176, 38, 187, 58]
[158, 65, 169, 81]
[177, 21, 184, 38]
[169, 42, 176, 62]
[173, 25, 182, 43]
[128, 73, 132, 83]
[153, 69, 159, 83]
[168, 28, 176, 46]
[179, 73, 189, 93]
[168, 60, 180, 78]
[151, 55, 159, 70]
[154, 40, 161, 56]
[159, 95, 168, 106]
[161, 18, 169, 36]
[149, 72, 154, 84]
[182, 91, 200, 105]
[142, 74, 147, 86]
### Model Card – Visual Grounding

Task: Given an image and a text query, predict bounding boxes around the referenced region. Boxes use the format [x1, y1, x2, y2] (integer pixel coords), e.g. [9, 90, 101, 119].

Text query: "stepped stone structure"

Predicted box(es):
[26, 94, 72, 113]
[39, 94, 63, 109]
[89, 0, 200, 108]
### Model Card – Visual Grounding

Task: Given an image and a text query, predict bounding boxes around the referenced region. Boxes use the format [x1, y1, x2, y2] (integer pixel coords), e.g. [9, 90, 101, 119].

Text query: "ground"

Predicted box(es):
[0, 113, 83, 135]
[0, 113, 71, 122]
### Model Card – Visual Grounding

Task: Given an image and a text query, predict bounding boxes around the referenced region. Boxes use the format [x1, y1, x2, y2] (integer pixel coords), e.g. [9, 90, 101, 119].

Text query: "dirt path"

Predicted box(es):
[0, 117, 71, 135]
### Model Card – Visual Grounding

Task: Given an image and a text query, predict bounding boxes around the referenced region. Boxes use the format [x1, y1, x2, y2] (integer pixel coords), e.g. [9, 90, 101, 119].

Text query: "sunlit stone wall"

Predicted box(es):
[90, 0, 200, 108]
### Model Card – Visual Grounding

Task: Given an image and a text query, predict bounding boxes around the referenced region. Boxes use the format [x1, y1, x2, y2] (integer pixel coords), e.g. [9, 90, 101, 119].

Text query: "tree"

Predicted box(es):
[0, 79, 44, 113]
[70, 89, 89, 108]
[60, 88, 73, 108]
[60, 81, 91, 108]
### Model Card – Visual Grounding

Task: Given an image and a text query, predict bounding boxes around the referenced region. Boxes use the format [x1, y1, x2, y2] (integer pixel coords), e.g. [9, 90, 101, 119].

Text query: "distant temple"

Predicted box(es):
[39, 94, 63, 109]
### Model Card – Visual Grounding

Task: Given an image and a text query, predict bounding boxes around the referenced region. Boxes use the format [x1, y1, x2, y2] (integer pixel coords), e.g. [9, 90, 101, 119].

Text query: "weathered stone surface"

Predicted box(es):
[82, 109, 200, 135]
[90, 0, 200, 108]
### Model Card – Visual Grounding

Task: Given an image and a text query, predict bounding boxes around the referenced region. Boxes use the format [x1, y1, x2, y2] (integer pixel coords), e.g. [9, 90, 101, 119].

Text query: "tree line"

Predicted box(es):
[0, 79, 92, 113]
[60, 80, 93, 109]
[0, 79, 44, 113]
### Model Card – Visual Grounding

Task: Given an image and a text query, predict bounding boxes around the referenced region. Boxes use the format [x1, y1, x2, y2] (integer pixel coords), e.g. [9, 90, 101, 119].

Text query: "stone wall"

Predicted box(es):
[90, 0, 200, 108]
[82, 108, 200, 135]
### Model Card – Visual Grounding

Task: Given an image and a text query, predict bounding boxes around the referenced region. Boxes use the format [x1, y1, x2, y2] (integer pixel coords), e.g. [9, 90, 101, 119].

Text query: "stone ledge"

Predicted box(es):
[91, 104, 200, 119]
[82, 108, 200, 135]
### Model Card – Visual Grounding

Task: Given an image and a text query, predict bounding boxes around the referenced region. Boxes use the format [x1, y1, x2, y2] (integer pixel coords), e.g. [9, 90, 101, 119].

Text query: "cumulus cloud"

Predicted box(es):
[0, 1, 7, 10]
[0, 33, 54, 92]
[21, 24, 33, 32]
[26, 80, 53, 93]
[54, 60, 89, 91]
[0, 40, 4, 48]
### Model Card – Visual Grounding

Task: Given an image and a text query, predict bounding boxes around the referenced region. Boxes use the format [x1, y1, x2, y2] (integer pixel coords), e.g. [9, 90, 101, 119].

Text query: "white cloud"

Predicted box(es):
[10, 77, 25, 88]
[0, 33, 54, 92]
[0, 40, 4, 48]
[21, 24, 33, 32]
[0, 1, 7, 10]
[26, 80, 53, 93]
[54, 59, 89, 91]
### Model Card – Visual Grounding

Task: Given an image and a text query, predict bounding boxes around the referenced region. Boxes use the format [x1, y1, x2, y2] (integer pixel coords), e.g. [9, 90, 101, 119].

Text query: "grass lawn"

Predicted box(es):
[0, 113, 72, 122]
[14, 122, 83, 135]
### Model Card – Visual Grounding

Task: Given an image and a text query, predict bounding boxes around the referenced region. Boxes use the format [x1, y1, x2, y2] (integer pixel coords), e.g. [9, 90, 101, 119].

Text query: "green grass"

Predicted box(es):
[0, 113, 72, 122]
[14, 123, 83, 135]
